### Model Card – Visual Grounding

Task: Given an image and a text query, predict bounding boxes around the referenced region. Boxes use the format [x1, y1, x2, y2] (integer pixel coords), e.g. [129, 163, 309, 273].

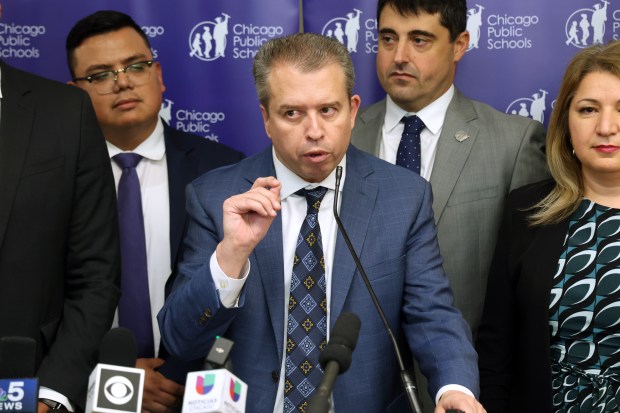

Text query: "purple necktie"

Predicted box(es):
[396, 115, 425, 174]
[113, 153, 154, 358]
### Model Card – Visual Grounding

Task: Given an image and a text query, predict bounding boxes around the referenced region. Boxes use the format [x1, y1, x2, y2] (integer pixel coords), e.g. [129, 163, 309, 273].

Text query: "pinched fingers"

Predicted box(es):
[225, 176, 281, 217]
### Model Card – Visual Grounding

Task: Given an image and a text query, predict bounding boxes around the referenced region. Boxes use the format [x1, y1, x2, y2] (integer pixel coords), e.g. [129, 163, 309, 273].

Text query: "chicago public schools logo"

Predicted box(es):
[565, 0, 609, 47]
[506, 89, 548, 123]
[160, 98, 173, 125]
[189, 13, 231, 61]
[322, 8, 363, 53]
[466, 4, 484, 51]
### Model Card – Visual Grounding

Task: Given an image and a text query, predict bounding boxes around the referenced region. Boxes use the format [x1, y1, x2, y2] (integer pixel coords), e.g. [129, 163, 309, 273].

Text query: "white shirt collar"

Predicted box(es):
[271, 146, 346, 201]
[106, 118, 166, 160]
[384, 84, 454, 136]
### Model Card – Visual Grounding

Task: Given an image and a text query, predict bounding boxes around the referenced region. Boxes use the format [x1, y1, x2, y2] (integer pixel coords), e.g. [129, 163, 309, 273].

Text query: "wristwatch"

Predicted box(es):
[39, 398, 66, 411]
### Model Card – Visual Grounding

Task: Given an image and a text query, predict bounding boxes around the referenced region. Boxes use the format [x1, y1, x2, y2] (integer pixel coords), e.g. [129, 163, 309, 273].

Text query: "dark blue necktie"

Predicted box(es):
[396, 115, 425, 174]
[284, 187, 328, 413]
[113, 153, 154, 358]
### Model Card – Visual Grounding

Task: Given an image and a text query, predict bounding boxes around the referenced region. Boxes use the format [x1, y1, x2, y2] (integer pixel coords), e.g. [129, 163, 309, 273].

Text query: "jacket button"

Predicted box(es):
[198, 308, 212, 325]
[271, 371, 279, 382]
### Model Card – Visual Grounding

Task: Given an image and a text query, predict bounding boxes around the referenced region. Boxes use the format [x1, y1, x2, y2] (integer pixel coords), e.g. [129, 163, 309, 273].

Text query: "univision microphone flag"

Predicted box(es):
[182, 369, 247, 413]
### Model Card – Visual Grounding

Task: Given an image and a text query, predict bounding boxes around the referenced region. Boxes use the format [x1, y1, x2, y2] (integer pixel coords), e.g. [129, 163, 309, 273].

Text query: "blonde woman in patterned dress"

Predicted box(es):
[477, 40, 620, 413]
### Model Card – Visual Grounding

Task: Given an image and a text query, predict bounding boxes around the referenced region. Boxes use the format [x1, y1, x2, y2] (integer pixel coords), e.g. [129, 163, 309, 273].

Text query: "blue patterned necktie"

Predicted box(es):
[396, 115, 426, 174]
[284, 186, 328, 413]
[113, 153, 154, 358]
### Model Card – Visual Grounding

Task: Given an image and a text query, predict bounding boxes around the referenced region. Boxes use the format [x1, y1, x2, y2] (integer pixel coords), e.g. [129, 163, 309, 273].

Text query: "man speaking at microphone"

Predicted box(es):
[159, 33, 484, 413]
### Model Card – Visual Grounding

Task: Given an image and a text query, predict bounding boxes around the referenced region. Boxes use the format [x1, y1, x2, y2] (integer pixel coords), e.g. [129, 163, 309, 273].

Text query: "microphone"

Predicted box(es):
[306, 312, 361, 413]
[0, 337, 38, 413]
[332, 166, 422, 413]
[85, 328, 145, 413]
[181, 337, 247, 413]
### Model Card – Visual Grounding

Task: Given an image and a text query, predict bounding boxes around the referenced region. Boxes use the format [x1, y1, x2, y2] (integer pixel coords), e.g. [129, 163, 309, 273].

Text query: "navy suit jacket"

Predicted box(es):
[163, 123, 245, 270]
[156, 124, 244, 380]
[158, 145, 477, 412]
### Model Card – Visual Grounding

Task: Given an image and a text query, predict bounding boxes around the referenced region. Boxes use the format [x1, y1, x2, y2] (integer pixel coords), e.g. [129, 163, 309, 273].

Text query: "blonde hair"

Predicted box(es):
[530, 41, 620, 225]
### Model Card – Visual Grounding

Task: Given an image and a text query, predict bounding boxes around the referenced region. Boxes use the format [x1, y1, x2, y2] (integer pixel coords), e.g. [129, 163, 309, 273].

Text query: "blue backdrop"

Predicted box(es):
[2, 0, 618, 155]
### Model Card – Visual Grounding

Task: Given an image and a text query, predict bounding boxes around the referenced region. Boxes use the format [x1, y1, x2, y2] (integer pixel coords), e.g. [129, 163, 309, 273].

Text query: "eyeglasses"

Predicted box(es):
[73, 60, 154, 95]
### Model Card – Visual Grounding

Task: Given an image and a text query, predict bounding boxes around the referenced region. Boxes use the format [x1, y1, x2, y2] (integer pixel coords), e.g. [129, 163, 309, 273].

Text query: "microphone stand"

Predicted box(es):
[332, 166, 422, 413]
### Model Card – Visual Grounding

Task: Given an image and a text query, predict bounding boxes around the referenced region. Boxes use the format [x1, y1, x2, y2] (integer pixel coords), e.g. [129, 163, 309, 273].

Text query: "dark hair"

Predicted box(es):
[377, 0, 467, 42]
[66, 10, 151, 77]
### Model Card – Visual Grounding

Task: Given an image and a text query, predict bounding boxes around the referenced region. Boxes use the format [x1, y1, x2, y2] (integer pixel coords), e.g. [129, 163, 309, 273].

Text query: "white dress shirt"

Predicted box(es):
[379, 85, 454, 181]
[210, 148, 345, 413]
[107, 118, 170, 357]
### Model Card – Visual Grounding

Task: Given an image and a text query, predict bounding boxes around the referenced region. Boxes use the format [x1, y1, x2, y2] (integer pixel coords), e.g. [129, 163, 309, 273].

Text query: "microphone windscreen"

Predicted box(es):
[318, 312, 361, 372]
[328, 312, 361, 350]
[99, 327, 137, 367]
[0, 336, 36, 378]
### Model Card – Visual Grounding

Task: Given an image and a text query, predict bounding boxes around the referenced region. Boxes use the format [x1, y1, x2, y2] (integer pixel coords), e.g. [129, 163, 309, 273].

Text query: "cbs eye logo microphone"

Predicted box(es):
[86, 365, 144, 413]
[103, 376, 135, 406]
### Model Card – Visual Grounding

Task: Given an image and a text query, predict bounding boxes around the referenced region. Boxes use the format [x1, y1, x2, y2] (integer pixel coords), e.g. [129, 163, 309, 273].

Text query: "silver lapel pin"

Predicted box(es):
[455, 131, 469, 142]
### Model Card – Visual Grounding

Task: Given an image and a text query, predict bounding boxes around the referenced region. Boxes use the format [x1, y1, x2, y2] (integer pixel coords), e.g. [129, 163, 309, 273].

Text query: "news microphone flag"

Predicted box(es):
[85, 364, 145, 413]
[182, 369, 247, 413]
[0, 379, 38, 413]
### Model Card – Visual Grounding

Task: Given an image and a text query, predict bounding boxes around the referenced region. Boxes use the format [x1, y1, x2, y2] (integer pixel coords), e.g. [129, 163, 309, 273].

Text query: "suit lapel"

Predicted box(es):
[0, 64, 34, 249]
[353, 99, 385, 155]
[330, 147, 377, 321]
[248, 150, 287, 359]
[429, 90, 480, 222]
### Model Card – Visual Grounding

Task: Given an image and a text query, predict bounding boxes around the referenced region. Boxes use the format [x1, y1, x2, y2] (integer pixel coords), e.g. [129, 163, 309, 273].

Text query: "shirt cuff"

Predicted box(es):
[39, 387, 74, 412]
[435, 384, 475, 405]
[210, 252, 249, 308]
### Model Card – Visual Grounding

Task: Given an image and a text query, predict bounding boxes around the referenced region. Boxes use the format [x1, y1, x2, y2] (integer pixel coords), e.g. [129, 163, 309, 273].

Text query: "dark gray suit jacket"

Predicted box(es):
[351, 89, 549, 411]
[351, 89, 549, 334]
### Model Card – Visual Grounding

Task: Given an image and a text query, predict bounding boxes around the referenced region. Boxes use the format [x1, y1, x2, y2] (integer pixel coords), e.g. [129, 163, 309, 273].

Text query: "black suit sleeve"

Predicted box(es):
[36, 91, 120, 407]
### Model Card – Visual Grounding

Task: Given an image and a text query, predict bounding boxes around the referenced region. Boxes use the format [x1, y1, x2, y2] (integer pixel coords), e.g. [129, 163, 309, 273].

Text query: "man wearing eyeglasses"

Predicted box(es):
[66, 10, 244, 413]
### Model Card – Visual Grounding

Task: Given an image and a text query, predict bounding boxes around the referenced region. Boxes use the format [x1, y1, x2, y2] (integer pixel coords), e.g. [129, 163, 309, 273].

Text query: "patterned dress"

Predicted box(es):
[549, 199, 620, 412]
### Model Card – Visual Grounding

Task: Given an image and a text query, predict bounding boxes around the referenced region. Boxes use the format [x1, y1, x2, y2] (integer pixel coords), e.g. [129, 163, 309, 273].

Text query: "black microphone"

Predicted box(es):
[306, 312, 361, 413]
[332, 166, 422, 413]
[98, 327, 136, 367]
[86, 328, 145, 413]
[0, 337, 38, 413]
[0, 336, 36, 378]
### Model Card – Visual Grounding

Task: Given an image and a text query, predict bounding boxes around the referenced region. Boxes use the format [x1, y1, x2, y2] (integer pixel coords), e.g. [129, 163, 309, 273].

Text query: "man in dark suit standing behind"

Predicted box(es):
[0, 3, 120, 412]
[66, 10, 244, 413]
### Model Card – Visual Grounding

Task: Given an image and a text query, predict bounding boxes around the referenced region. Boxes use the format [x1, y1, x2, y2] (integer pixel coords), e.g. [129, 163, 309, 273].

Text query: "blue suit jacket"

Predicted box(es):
[157, 124, 244, 380]
[159, 145, 477, 412]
